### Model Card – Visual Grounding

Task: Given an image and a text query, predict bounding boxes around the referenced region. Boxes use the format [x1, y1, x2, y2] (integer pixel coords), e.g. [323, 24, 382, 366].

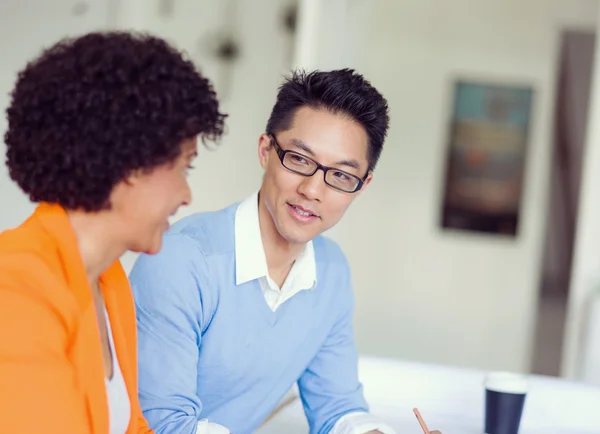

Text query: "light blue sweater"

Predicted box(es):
[129, 203, 368, 434]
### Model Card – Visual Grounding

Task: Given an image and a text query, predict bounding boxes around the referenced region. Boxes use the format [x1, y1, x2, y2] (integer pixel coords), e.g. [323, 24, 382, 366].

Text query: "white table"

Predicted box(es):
[256, 357, 600, 434]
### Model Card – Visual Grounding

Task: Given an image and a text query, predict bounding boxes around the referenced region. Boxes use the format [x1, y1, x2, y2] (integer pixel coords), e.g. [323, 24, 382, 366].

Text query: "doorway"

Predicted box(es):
[532, 29, 595, 376]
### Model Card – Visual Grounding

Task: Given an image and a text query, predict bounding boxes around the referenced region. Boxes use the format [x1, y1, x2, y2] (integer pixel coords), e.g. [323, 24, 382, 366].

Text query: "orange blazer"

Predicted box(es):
[0, 203, 153, 434]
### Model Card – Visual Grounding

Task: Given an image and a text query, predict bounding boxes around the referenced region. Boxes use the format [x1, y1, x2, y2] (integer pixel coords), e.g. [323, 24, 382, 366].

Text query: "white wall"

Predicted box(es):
[0, 0, 111, 231]
[313, 0, 598, 373]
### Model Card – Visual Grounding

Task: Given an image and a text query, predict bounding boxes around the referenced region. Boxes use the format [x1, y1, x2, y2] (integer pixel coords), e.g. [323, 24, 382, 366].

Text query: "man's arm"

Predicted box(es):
[132, 394, 154, 434]
[130, 234, 228, 434]
[297, 261, 395, 434]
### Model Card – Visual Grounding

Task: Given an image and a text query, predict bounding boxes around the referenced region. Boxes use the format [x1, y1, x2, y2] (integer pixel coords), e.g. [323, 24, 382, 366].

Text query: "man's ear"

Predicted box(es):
[258, 133, 273, 169]
[355, 171, 373, 197]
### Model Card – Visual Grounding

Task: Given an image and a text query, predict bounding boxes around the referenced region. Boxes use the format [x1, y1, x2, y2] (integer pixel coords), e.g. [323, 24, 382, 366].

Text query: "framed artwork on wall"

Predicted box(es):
[440, 78, 534, 237]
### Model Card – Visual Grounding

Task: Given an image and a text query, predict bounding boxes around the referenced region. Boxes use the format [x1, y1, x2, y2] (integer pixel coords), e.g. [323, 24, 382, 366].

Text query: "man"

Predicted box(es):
[130, 69, 393, 434]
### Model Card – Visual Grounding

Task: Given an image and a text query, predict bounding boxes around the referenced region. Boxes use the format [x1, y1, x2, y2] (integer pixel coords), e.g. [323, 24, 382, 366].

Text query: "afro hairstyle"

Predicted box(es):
[5, 31, 226, 211]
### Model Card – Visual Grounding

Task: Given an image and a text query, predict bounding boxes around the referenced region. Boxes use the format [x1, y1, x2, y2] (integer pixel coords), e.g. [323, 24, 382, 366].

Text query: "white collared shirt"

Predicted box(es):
[234, 191, 317, 311]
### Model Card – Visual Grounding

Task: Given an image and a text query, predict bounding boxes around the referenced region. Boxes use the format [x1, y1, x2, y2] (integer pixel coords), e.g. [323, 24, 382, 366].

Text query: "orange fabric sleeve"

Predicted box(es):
[0, 285, 90, 434]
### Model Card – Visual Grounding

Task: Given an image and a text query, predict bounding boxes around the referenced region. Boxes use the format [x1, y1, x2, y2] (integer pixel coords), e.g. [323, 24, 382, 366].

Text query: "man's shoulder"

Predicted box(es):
[313, 234, 348, 267]
[166, 202, 239, 256]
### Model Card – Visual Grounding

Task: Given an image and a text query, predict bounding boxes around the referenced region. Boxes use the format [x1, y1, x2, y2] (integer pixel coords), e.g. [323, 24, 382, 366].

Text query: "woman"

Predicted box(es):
[0, 32, 226, 433]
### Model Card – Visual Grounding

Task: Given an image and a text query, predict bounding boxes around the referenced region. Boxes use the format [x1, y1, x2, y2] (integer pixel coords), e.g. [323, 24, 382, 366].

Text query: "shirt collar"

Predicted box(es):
[234, 191, 316, 288]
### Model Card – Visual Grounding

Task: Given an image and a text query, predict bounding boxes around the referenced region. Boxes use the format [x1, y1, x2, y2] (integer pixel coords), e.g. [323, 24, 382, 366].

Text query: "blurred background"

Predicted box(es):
[2, 0, 600, 387]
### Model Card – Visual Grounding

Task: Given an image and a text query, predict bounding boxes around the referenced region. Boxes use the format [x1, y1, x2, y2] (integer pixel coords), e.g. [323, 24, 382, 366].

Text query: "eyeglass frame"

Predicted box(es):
[268, 133, 369, 193]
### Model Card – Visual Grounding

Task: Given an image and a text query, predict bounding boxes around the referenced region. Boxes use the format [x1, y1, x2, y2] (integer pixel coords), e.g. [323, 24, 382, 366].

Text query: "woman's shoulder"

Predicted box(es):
[0, 214, 62, 279]
[0, 216, 81, 325]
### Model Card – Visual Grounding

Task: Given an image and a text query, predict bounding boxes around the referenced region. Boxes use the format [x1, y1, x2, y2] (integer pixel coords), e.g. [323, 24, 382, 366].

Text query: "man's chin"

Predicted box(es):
[279, 228, 319, 245]
[275, 213, 322, 244]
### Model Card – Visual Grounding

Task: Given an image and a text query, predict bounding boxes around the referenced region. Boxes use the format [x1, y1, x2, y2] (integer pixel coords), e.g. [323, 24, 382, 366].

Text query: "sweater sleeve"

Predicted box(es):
[297, 258, 369, 434]
[130, 234, 221, 434]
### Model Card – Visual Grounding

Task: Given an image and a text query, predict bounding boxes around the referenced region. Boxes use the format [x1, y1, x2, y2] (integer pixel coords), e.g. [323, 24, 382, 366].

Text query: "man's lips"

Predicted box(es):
[288, 203, 318, 218]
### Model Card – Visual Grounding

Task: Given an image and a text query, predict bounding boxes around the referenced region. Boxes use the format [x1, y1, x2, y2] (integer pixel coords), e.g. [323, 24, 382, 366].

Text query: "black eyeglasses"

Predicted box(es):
[269, 134, 368, 193]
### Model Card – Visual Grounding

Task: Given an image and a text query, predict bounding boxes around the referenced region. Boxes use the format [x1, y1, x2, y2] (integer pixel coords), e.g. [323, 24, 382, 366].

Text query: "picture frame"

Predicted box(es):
[440, 78, 534, 237]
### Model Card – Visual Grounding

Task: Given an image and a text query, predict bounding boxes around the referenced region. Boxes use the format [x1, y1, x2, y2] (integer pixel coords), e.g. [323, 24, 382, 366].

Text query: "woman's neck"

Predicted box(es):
[67, 209, 127, 285]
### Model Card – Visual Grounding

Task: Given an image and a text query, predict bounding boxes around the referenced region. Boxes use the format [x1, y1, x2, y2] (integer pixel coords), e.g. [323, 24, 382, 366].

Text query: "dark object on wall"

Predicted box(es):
[440, 79, 534, 237]
[282, 3, 298, 34]
[158, 0, 174, 18]
[214, 37, 240, 62]
[72, 2, 89, 16]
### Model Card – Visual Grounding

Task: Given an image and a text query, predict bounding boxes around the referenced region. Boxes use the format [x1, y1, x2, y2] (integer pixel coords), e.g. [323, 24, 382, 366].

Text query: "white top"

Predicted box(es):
[104, 310, 131, 434]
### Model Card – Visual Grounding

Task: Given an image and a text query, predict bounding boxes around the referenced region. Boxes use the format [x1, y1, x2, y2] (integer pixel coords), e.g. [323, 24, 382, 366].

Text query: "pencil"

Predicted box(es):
[413, 407, 430, 434]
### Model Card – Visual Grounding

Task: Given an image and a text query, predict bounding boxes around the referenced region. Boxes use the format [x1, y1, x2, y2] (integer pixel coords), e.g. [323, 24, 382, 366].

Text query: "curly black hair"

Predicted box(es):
[5, 31, 226, 211]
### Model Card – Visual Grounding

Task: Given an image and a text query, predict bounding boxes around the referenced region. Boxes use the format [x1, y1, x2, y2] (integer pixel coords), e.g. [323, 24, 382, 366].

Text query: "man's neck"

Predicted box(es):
[257, 194, 305, 285]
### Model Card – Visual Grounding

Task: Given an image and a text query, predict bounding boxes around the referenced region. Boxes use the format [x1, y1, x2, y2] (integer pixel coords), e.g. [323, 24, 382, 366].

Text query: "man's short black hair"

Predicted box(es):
[265, 68, 389, 172]
[5, 31, 226, 212]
